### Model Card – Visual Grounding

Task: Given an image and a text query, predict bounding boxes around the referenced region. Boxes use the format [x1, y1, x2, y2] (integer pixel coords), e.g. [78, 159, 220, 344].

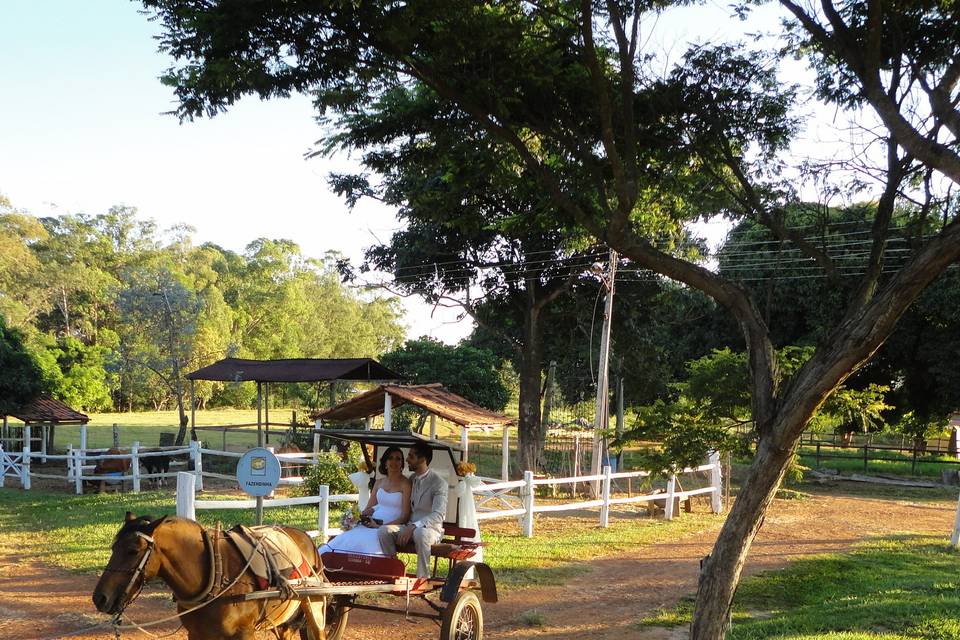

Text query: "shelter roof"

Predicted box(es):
[316, 384, 513, 428]
[185, 358, 402, 383]
[6, 397, 89, 424]
[314, 429, 463, 453]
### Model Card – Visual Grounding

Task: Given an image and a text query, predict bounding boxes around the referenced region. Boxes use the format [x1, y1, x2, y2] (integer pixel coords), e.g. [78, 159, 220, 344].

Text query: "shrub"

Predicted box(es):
[299, 453, 355, 496]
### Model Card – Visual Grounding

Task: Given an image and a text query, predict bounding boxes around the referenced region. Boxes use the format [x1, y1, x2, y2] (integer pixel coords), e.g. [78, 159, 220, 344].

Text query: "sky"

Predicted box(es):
[0, 1, 794, 344]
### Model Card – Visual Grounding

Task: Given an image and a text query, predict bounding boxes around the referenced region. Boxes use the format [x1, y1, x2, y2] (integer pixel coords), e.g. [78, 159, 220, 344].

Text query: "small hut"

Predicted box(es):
[1, 396, 89, 460]
[316, 383, 514, 479]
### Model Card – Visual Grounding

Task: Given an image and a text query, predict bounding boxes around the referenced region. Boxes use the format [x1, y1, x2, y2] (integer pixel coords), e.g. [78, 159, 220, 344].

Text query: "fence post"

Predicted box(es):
[523, 470, 535, 538]
[80, 424, 87, 476]
[0, 444, 5, 488]
[664, 474, 676, 521]
[600, 465, 612, 527]
[176, 472, 196, 520]
[816, 442, 821, 468]
[190, 440, 204, 492]
[709, 451, 723, 514]
[66, 443, 74, 484]
[318, 484, 330, 542]
[41, 424, 48, 464]
[112, 423, 120, 448]
[74, 449, 83, 495]
[572, 434, 581, 496]
[131, 442, 141, 493]
[312, 432, 320, 460]
[501, 426, 510, 481]
[863, 442, 869, 472]
[22, 425, 30, 490]
[912, 445, 918, 474]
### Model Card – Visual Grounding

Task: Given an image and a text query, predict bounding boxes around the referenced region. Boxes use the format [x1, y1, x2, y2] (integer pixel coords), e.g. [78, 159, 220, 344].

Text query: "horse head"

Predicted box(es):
[92, 512, 166, 615]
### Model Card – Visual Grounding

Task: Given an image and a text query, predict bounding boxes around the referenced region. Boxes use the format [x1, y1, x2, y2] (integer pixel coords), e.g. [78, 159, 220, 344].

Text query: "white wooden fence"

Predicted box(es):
[174, 472, 358, 540]
[174, 452, 721, 541]
[474, 451, 723, 536]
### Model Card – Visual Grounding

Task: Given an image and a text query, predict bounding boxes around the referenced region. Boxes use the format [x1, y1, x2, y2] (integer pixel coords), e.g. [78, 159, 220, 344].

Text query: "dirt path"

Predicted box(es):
[0, 490, 953, 640]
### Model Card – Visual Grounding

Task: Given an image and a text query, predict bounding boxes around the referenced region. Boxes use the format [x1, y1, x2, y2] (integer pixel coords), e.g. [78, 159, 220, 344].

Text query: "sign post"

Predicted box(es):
[236, 447, 281, 525]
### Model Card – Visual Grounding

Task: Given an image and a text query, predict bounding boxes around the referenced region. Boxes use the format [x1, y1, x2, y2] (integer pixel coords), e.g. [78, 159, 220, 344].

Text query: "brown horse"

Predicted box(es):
[93, 513, 327, 640]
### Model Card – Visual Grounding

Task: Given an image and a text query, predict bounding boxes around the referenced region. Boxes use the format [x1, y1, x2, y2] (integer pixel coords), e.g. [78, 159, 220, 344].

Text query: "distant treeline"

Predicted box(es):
[0, 196, 405, 412]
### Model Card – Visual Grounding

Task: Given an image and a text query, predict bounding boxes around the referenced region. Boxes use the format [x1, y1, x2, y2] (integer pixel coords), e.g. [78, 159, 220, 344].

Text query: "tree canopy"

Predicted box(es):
[138, 2, 960, 637]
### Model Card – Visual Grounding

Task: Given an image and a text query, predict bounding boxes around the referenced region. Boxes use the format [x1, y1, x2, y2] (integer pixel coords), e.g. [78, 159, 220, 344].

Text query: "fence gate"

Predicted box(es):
[0, 444, 24, 488]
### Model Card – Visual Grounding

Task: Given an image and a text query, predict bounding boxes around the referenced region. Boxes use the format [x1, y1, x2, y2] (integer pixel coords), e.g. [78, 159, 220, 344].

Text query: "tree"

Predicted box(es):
[0, 317, 48, 416]
[118, 264, 201, 444]
[327, 84, 605, 470]
[380, 337, 510, 426]
[140, 3, 960, 637]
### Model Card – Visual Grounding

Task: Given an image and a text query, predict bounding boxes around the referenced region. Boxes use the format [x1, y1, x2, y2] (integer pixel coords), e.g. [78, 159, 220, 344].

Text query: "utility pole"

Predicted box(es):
[591, 249, 617, 496]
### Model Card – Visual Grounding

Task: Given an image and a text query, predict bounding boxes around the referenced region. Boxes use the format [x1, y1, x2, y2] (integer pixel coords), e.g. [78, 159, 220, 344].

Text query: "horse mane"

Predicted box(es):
[113, 514, 172, 542]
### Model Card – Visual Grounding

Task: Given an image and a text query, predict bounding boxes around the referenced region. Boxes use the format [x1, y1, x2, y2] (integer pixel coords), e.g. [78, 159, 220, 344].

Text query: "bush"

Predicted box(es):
[299, 453, 355, 496]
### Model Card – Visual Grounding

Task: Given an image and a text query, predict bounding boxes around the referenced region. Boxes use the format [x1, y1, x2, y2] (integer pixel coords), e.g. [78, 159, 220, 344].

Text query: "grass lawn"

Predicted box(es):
[0, 487, 722, 590]
[639, 535, 960, 639]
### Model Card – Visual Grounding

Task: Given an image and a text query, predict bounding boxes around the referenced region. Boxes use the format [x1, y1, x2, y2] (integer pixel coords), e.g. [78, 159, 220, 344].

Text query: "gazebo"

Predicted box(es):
[1, 396, 89, 462]
[315, 383, 514, 479]
[184, 357, 403, 445]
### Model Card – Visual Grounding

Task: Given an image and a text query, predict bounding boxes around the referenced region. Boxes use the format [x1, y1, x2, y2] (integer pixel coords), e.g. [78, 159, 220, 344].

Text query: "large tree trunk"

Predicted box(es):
[517, 307, 545, 473]
[690, 435, 795, 638]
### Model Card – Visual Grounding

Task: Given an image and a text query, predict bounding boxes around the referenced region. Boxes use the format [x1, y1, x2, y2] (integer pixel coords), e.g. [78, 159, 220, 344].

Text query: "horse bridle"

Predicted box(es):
[107, 530, 156, 618]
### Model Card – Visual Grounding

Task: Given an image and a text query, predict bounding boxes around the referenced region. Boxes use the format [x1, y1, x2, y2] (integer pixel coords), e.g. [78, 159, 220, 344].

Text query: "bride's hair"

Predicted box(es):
[378, 446, 404, 476]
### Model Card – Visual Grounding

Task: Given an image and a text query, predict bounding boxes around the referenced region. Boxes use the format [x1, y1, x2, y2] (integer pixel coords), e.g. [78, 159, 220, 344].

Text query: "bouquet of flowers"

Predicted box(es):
[340, 504, 361, 531]
[456, 461, 477, 476]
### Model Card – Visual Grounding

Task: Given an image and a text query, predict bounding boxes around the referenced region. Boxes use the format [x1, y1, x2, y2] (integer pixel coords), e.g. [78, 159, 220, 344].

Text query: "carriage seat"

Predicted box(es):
[395, 523, 482, 561]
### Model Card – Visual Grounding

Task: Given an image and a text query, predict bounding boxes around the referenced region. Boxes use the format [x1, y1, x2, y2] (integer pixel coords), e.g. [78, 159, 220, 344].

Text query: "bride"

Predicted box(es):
[319, 446, 411, 556]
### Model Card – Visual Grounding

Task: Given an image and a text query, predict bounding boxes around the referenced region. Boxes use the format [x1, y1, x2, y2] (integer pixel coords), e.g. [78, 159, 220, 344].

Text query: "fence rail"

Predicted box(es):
[800, 438, 960, 475]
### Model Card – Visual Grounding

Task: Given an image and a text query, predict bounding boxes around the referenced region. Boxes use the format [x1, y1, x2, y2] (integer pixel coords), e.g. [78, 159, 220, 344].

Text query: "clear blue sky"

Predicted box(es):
[0, 1, 793, 343]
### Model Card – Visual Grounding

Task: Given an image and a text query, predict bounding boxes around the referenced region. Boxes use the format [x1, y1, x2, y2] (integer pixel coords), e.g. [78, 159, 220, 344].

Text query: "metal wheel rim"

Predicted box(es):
[453, 602, 479, 640]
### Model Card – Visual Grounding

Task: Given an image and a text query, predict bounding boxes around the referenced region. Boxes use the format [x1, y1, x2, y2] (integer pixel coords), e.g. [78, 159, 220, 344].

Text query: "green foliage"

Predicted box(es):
[0, 197, 406, 415]
[299, 453, 355, 496]
[0, 318, 48, 414]
[638, 535, 960, 638]
[380, 337, 510, 411]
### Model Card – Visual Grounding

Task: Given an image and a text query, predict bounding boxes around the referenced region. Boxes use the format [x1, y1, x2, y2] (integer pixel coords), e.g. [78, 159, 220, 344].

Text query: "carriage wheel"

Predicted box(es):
[298, 597, 349, 640]
[439, 590, 482, 640]
[325, 597, 350, 640]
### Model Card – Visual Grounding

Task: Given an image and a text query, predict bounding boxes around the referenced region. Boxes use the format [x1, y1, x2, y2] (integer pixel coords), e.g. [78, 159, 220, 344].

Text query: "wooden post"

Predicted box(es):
[176, 472, 196, 520]
[501, 426, 510, 481]
[816, 442, 821, 468]
[190, 440, 203, 492]
[460, 427, 469, 461]
[430, 415, 437, 439]
[131, 442, 141, 493]
[600, 465, 612, 527]
[952, 490, 960, 546]
[664, 474, 676, 521]
[22, 425, 30, 490]
[112, 424, 120, 448]
[41, 424, 48, 464]
[365, 416, 372, 431]
[190, 379, 196, 439]
[863, 442, 869, 472]
[318, 484, 330, 542]
[74, 448, 83, 495]
[0, 444, 6, 488]
[591, 249, 617, 496]
[709, 451, 723, 514]
[523, 470, 535, 538]
[66, 443, 73, 484]
[80, 424, 87, 474]
[572, 434, 581, 497]
[265, 383, 271, 444]
[383, 393, 392, 431]
[313, 432, 320, 459]
[257, 382, 263, 447]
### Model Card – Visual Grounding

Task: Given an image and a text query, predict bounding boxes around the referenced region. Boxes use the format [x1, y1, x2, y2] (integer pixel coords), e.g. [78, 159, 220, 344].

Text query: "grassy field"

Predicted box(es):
[0, 486, 721, 589]
[798, 445, 960, 479]
[639, 535, 960, 639]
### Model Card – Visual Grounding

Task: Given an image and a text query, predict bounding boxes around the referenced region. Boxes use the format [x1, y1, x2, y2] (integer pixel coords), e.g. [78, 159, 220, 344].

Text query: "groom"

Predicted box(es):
[377, 441, 448, 578]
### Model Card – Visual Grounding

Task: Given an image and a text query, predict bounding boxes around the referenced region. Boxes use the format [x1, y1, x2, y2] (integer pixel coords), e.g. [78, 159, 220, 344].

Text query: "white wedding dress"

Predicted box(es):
[319, 487, 404, 556]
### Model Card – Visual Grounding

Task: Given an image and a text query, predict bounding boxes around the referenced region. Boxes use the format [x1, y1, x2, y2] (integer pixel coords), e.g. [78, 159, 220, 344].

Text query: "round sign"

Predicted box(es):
[236, 448, 281, 497]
